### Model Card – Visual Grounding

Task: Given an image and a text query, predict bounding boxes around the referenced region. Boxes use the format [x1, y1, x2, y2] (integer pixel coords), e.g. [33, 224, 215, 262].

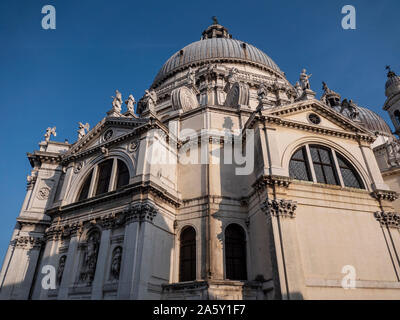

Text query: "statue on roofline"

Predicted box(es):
[44, 127, 56, 142]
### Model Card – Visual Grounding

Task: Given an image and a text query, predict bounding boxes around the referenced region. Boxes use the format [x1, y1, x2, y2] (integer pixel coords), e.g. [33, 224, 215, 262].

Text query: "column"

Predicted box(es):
[132, 221, 155, 299]
[117, 220, 139, 299]
[31, 236, 56, 299]
[58, 234, 79, 299]
[91, 228, 111, 299]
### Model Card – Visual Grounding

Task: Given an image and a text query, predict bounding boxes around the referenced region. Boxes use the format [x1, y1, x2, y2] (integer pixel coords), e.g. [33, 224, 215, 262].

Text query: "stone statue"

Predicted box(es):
[340, 98, 350, 114]
[340, 98, 359, 120]
[111, 90, 123, 113]
[348, 100, 359, 119]
[57, 255, 67, 285]
[257, 83, 268, 102]
[77, 122, 90, 140]
[124, 94, 136, 113]
[299, 69, 312, 90]
[44, 127, 56, 142]
[187, 67, 196, 88]
[212, 16, 218, 25]
[143, 89, 157, 112]
[110, 246, 122, 281]
[294, 81, 303, 98]
[79, 231, 100, 285]
[322, 81, 328, 93]
[227, 68, 238, 84]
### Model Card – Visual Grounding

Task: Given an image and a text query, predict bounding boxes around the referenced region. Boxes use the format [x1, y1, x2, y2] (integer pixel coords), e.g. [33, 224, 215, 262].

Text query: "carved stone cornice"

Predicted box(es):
[27, 151, 61, 167]
[99, 212, 126, 230]
[244, 101, 375, 143]
[253, 175, 292, 191]
[374, 211, 400, 229]
[46, 181, 180, 218]
[45, 221, 84, 240]
[46, 202, 158, 240]
[371, 190, 399, 202]
[12, 235, 45, 249]
[261, 198, 297, 219]
[124, 202, 158, 224]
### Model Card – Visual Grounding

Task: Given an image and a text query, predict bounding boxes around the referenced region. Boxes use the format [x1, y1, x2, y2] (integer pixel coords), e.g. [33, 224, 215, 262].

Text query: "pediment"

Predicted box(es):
[63, 116, 149, 158]
[267, 100, 372, 135]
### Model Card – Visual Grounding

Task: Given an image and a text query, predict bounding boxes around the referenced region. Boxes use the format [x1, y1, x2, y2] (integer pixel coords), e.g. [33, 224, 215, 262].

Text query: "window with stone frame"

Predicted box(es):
[336, 154, 364, 189]
[225, 224, 247, 281]
[95, 159, 113, 196]
[76, 158, 130, 202]
[78, 170, 93, 201]
[116, 159, 130, 189]
[289, 146, 312, 182]
[309, 145, 339, 186]
[289, 144, 365, 190]
[179, 227, 196, 282]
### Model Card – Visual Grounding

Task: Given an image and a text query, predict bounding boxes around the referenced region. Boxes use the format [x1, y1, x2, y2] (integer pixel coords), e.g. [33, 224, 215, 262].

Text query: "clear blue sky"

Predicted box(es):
[0, 0, 399, 263]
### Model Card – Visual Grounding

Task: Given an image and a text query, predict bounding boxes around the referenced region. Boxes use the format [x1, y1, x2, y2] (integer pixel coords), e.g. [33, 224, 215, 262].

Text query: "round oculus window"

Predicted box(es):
[104, 129, 114, 141]
[308, 113, 321, 125]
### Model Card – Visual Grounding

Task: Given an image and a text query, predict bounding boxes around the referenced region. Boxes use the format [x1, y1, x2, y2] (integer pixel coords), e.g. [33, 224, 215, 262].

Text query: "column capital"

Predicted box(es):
[261, 198, 297, 219]
[374, 211, 400, 229]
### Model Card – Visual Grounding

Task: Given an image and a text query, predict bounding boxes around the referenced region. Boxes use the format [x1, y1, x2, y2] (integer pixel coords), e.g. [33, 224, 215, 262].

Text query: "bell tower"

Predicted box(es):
[383, 66, 400, 136]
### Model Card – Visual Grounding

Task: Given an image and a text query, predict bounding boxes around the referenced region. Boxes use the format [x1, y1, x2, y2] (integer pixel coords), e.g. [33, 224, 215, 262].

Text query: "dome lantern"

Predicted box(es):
[201, 17, 232, 40]
[385, 65, 400, 98]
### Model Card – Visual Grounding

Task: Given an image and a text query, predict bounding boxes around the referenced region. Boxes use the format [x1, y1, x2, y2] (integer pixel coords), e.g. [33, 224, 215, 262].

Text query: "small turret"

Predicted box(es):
[383, 66, 400, 136]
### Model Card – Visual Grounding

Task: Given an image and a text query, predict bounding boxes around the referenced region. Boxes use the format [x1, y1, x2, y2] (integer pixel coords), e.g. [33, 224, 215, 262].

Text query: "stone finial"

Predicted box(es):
[386, 65, 396, 78]
[212, 16, 218, 25]
[77, 122, 90, 140]
[44, 126, 56, 142]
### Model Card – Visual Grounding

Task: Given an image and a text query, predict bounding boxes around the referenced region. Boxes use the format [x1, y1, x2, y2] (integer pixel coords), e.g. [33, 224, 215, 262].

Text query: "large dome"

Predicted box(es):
[152, 23, 282, 88]
[357, 107, 393, 136]
[332, 104, 392, 136]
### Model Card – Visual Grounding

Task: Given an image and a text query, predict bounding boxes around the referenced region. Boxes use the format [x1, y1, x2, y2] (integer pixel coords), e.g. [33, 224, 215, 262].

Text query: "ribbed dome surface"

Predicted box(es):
[357, 107, 392, 135]
[152, 38, 282, 87]
[332, 105, 392, 136]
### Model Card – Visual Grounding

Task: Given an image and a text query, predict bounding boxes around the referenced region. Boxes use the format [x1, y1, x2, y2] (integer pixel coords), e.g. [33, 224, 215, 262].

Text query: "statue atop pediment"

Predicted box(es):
[44, 126, 56, 142]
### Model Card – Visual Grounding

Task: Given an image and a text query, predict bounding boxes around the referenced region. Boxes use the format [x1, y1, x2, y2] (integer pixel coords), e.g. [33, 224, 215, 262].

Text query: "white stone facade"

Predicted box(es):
[1, 22, 400, 300]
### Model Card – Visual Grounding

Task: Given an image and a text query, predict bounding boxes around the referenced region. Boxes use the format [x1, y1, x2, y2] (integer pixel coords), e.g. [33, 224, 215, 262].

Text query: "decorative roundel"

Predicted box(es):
[128, 140, 139, 153]
[308, 113, 321, 125]
[37, 187, 50, 200]
[104, 129, 114, 141]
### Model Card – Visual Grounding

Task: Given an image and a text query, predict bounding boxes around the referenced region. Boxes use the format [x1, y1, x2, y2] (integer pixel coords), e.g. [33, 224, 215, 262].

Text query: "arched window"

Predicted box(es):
[116, 159, 129, 189]
[76, 158, 131, 202]
[309, 145, 339, 185]
[289, 146, 312, 181]
[336, 154, 364, 189]
[225, 224, 247, 281]
[78, 170, 93, 201]
[95, 159, 113, 196]
[289, 144, 365, 189]
[179, 227, 196, 282]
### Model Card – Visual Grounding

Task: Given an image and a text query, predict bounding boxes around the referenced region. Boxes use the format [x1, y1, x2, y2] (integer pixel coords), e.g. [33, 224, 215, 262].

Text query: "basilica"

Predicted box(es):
[1, 20, 400, 300]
